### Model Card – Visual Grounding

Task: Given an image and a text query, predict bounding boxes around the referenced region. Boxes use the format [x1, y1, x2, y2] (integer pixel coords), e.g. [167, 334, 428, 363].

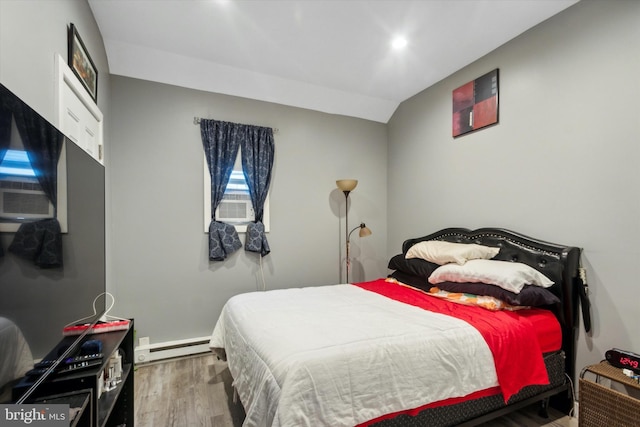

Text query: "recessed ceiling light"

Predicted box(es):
[391, 36, 408, 50]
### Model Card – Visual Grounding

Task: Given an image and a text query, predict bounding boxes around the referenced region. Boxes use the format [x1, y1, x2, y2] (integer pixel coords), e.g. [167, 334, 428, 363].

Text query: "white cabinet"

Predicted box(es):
[55, 54, 103, 164]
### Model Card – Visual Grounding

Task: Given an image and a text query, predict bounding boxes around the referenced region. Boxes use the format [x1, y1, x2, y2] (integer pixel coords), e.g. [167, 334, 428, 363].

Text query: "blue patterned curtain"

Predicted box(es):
[200, 120, 242, 260]
[3, 95, 65, 267]
[241, 126, 274, 257]
[200, 119, 275, 260]
[12, 102, 64, 213]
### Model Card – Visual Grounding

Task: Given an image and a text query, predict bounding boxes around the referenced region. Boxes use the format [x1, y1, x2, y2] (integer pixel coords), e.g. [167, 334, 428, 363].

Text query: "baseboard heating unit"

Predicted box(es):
[134, 336, 210, 364]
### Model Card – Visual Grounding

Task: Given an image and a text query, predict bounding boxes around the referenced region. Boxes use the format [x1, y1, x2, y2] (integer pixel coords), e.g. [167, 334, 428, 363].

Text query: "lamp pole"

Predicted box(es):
[336, 179, 359, 283]
[343, 190, 351, 283]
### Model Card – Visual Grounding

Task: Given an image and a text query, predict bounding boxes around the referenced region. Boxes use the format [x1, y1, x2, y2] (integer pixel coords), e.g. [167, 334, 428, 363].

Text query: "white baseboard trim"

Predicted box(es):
[134, 336, 211, 364]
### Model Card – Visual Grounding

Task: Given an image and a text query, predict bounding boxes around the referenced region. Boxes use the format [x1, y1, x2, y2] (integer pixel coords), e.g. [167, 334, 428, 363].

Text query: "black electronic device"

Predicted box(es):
[56, 359, 103, 375]
[28, 353, 103, 377]
[605, 348, 640, 374]
[26, 358, 103, 378]
[0, 82, 106, 404]
[62, 353, 103, 365]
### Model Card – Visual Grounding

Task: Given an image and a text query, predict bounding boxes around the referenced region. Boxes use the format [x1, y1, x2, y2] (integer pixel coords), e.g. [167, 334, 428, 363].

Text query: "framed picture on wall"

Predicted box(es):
[452, 69, 499, 137]
[68, 23, 98, 102]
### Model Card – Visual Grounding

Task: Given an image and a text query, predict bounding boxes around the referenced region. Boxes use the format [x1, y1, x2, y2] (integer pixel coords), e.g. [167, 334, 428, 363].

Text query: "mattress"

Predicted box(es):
[210, 279, 561, 427]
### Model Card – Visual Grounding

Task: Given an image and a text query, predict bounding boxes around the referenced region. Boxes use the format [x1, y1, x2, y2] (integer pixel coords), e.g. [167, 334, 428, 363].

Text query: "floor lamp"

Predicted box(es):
[336, 179, 372, 283]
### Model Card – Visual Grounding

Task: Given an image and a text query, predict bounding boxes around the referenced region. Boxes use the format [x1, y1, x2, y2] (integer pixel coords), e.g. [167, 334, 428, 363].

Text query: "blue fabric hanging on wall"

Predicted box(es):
[241, 126, 274, 257]
[201, 120, 242, 261]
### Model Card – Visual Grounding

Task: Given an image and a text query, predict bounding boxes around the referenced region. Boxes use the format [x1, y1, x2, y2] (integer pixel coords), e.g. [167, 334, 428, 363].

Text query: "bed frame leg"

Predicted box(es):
[538, 397, 550, 418]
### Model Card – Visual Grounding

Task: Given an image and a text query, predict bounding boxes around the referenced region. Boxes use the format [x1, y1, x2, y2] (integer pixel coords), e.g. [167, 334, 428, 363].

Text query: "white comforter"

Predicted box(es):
[0, 317, 33, 389]
[210, 284, 499, 427]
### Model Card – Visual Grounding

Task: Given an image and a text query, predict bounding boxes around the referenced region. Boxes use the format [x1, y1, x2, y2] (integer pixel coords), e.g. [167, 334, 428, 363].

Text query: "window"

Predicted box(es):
[0, 82, 71, 234]
[203, 150, 270, 233]
[215, 170, 254, 222]
[0, 149, 37, 177]
[0, 149, 54, 222]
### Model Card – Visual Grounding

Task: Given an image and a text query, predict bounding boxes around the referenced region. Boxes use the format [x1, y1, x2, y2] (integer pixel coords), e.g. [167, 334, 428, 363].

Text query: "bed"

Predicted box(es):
[0, 317, 34, 402]
[209, 227, 587, 426]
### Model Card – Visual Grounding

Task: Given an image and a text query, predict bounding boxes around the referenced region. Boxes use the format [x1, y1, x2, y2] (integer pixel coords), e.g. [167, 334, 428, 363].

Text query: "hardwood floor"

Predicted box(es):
[134, 354, 578, 427]
[134, 353, 244, 427]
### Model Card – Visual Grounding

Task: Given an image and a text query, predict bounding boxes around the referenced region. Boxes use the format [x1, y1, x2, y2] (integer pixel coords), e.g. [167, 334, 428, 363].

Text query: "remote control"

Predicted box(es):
[56, 359, 103, 375]
[34, 353, 102, 369]
[62, 353, 103, 365]
[27, 354, 103, 377]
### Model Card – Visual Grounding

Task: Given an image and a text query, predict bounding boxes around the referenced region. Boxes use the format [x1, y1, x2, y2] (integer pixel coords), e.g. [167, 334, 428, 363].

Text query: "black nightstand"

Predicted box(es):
[13, 320, 134, 427]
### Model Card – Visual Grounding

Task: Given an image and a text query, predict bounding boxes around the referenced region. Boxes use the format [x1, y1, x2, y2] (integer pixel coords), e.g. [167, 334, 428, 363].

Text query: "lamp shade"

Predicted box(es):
[348, 223, 372, 241]
[359, 226, 372, 238]
[336, 179, 358, 192]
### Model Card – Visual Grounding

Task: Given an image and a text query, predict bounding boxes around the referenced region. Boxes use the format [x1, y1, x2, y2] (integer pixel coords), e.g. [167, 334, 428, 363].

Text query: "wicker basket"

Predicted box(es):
[579, 362, 640, 427]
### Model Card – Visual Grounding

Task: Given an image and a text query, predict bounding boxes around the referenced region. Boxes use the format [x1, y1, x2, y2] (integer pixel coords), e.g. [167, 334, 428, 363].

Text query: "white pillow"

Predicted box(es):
[405, 241, 499, 265]
[428, 259, 554, 294]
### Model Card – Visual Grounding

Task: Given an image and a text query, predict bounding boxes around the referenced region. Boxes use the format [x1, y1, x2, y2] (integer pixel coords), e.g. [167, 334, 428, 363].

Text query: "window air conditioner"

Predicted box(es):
[216, 198, 254, 223]
[0, 186, 54, 219]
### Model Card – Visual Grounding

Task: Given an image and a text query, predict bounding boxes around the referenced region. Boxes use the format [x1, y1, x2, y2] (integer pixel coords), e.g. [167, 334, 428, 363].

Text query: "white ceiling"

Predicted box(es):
[88, 0, 579, 123]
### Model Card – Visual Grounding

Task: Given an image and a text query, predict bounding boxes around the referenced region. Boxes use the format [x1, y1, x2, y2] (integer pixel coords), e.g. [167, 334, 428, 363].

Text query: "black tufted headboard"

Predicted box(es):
[402, 227, 583, 384]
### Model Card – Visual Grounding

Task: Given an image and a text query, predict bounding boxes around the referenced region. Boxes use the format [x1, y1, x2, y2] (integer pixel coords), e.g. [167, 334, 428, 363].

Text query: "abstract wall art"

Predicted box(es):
[452, 69, 499, 137]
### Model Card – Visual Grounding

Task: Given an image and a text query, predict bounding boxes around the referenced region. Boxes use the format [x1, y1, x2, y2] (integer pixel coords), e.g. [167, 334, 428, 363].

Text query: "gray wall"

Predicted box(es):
[108, 77, 388, 344]
[388, 0, 640, 377]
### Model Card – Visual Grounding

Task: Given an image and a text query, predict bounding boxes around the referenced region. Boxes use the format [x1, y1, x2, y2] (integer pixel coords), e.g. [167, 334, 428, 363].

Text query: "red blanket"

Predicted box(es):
[354, 279, 550, 403]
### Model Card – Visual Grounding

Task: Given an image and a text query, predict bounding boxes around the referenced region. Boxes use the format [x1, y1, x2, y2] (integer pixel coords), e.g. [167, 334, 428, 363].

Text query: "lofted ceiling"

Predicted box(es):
[88, 0, 579, 123]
